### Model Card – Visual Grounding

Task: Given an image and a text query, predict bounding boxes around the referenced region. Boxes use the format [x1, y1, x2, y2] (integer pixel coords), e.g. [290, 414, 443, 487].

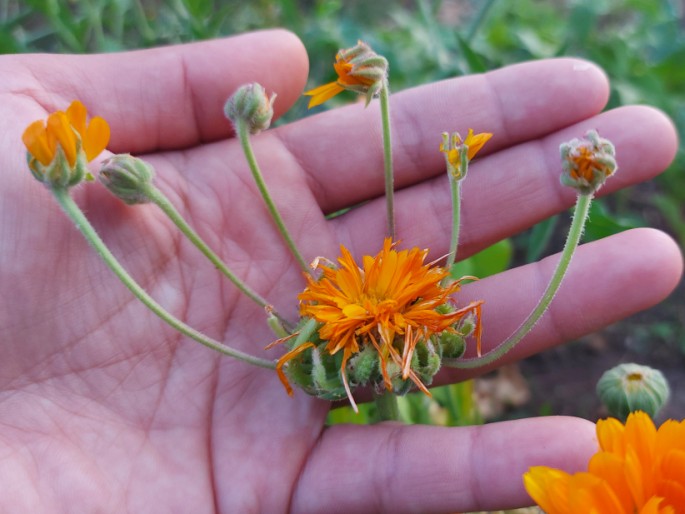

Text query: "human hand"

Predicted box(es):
[0, 30, 681, 512]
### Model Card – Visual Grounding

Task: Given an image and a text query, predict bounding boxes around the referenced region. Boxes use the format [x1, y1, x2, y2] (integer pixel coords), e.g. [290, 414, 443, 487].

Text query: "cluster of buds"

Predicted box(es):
[278, 309, 476, 402]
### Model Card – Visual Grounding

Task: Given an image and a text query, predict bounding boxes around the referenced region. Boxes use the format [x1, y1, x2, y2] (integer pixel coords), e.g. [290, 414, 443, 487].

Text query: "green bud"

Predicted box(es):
[597, 363, 670, 420]
[415, 339, 441, 384]
[560, 130, 618, 195]
[348, 345, 379, 385]
[98, 154, 155, 204]
[224, 83, 276, 134]
[440, 331, 466, 359]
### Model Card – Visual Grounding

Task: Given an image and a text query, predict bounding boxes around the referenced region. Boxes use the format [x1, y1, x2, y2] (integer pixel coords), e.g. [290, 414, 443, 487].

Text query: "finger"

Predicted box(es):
[3, 29, 308, 154]
[292, 416, 597, 513]
[276, 58, 610, 212]
[333, 105, 678, 258]
[444, 228, 683, 380]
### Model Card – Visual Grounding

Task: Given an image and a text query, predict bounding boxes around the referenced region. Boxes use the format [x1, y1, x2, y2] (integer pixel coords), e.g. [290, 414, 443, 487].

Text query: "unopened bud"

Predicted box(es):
[560, 130, 617, 195]
[597, 363, 670, 420]
[224, 83, 276, 134]
[98, 154, 155, 204]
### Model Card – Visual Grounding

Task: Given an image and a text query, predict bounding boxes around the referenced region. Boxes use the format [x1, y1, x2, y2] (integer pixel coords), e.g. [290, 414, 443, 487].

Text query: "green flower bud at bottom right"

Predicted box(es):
[597, 363, 670, 420]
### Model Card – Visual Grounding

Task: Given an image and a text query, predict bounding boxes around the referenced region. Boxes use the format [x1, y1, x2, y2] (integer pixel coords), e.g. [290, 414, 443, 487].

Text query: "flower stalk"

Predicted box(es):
[235, 119, 310, 274]
[51, 186, 276, 370]
[379, 82, 395, 240]
[141, 182, 286, 321]
[445, 192, 593, 369]
[374, 389, 401, 422]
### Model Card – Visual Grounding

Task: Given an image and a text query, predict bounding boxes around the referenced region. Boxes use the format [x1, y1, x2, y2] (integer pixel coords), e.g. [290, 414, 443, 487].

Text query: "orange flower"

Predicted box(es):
[440, 129, 492, 179]
[304, 41, 388, 108]
[22, 100, 110, 186]
[273, 239, 482, 409]
[524, 411, 685, 513]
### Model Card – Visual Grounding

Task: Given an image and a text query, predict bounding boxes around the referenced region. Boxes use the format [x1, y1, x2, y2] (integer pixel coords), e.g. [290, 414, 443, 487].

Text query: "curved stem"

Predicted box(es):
[373, 389, 401, 422]
[445, 193, 593, 369]
[52, 187, 276, 370]
[236, 119, 310, 274]
[142, 183, 288, 325]
[379, 82, 395, 240]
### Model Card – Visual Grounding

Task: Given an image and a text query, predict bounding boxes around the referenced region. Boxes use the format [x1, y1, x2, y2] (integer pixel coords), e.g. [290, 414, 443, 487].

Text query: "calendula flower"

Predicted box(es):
[560, 129, 617, 195]
[440, 129, 493, 180]
[304, 41, 388, 108]
[270, 239, 482, 410]
[524, 411, 685, 513]
[22, 100, 110, 187]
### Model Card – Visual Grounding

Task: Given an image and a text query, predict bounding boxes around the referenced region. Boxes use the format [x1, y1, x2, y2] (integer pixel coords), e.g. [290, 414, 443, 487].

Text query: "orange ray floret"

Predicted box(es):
[524, 411, 685, 513]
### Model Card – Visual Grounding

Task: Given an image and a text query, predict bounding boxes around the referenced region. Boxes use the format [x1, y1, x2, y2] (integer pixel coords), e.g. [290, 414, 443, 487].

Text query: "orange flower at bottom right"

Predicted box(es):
[524, 411, 685, 514]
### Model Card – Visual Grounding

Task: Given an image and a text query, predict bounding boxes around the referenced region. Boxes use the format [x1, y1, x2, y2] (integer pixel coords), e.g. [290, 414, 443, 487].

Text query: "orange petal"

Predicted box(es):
[464, 129, 493, 160]
[47, 112, 78, 166]
[22, 120, 54, 165]
[66, 100, 88, 137]
[83, 116, 110, 161]
[303, 81, 345, 108]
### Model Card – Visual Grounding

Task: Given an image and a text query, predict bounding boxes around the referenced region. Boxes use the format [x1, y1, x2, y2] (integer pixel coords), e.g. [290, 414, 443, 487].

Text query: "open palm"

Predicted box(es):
[0, 30, 681, 513]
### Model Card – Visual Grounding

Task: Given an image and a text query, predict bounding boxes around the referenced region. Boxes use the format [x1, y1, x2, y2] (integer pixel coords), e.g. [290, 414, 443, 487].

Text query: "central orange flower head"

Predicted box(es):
[440, 129, 493, 180]
[524, 411, 685, 513]
[270, 239, 483, 410]
[22, 100, 110, 187]
[304, 41, 388, 108]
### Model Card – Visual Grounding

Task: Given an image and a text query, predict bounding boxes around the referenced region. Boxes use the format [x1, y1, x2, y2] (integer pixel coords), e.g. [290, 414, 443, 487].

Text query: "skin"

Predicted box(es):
[0, 29, 682, 513]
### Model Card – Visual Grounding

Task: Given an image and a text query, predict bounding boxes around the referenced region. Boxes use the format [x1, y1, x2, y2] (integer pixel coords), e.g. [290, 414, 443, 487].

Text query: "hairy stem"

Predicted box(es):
[236, 119, 310, 274]
[445, 193, 593, 369]
[52, 187, 276, 369]
[379, 82, 395, 240]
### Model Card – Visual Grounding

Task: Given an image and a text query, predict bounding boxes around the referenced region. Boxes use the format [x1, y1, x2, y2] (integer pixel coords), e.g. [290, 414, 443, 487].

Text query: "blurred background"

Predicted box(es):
[4, 0, 683, 425]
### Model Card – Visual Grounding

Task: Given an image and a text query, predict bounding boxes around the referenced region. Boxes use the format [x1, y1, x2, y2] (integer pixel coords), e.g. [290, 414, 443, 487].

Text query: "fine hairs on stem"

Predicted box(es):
[444, 192, 593, 369]
[51, 186, 277, 370]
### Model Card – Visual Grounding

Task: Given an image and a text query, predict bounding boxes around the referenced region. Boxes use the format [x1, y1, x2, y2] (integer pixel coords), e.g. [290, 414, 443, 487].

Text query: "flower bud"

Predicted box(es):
[597, 363, 670, 420]
[224, 83, 276, 134]
[304, 41, 389, 108]
[98, 154, 155, 204]
[560, 129, 617, 195]
[440, 129, 492, 180]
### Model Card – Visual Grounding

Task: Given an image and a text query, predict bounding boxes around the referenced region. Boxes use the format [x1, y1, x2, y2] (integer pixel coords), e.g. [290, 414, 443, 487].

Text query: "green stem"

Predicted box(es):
[445, 177, 462, 270]
[236, 120, 310, 274]
[52, 187, 276, 370]
[379, 82, 395, 240]
[142, 183, 287, 324]
[445, 193, 593, 369]
[374, 389, 401, 422]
